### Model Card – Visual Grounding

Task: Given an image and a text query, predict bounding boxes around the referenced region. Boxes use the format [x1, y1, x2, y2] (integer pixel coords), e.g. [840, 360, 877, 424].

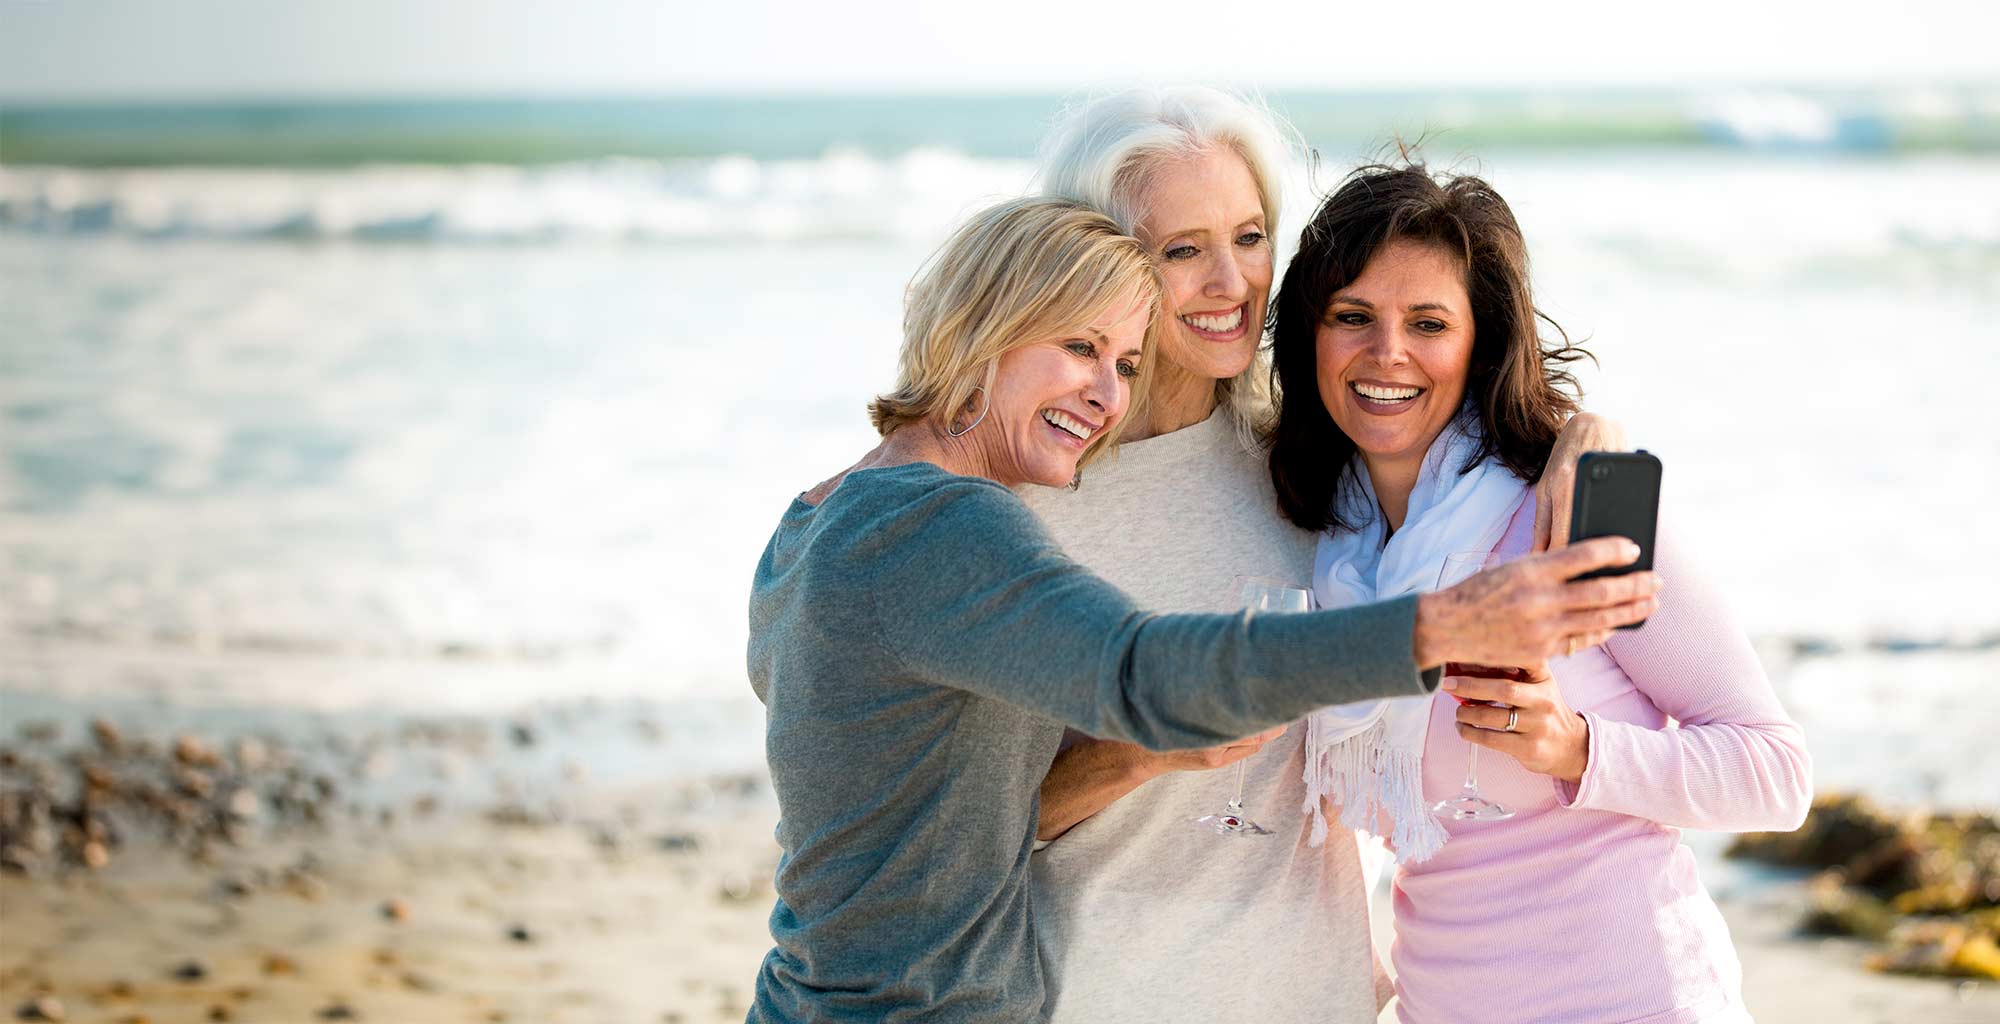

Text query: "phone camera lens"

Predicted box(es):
[1590, 463, 1611, 481]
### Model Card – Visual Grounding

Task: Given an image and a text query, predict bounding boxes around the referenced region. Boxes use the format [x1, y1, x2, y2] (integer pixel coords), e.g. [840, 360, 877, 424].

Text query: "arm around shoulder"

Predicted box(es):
[1035, 737, 1157, 842]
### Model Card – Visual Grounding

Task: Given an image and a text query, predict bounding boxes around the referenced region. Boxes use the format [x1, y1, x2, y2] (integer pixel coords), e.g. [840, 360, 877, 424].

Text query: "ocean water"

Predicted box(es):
[1, 92, 1996, 807]
[6, 86, 1995, 168]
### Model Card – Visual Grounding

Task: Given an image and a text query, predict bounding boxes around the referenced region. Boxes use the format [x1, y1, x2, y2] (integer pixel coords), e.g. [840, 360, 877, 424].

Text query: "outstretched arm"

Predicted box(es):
[872, 479, 1659, 751]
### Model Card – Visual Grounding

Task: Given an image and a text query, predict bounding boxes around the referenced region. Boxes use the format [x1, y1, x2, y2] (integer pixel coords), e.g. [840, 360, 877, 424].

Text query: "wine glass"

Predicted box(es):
[1431, 551, 1520, 822]
[1192, 575, 1309, 838]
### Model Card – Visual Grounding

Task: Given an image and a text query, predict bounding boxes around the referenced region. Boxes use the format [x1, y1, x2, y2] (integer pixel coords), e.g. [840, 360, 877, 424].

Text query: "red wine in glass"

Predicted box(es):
[1441, 663, 1530, 707]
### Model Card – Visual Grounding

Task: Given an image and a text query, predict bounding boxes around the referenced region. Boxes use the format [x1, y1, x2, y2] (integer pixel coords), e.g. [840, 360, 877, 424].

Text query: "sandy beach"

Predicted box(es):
[1720, 880, 1994, 1024]
[2, 704, 1993, 1024]
[0, 700, 777, 1024]
[0, 808, 779, 1023]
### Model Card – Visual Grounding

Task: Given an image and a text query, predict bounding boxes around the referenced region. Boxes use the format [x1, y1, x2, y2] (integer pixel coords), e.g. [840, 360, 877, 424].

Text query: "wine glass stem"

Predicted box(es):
[1228, 761, 1248, 809]
[1463, 744, 1481, 792]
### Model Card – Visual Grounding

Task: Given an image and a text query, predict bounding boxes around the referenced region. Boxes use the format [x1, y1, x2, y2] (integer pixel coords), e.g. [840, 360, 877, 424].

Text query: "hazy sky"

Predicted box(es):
[4, 0, 1995, 101]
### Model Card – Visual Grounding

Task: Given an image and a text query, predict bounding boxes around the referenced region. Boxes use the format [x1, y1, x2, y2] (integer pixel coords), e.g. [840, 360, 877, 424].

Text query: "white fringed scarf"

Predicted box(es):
[1303, 411, 1529, 863]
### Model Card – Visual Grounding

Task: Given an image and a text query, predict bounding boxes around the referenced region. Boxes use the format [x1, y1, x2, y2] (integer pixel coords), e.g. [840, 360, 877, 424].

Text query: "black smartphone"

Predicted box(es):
[1567, 451, 1662, 629]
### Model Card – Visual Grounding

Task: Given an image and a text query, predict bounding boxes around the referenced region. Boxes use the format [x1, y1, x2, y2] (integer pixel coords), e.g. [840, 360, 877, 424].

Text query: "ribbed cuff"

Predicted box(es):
[1553, 710, 1604, 808]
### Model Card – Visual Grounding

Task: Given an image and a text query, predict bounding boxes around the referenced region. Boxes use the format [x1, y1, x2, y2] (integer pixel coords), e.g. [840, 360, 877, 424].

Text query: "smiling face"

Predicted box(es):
[975, 293, 1151, 488]
[1130, 146, 1273, 387]
[1316, 238, 1476, 481]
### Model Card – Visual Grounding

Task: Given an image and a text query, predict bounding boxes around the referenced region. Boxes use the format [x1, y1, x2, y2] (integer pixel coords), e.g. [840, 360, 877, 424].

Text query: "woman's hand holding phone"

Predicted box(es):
[1566, 451, 1663, 628]
[1413, 538, 1658, 670]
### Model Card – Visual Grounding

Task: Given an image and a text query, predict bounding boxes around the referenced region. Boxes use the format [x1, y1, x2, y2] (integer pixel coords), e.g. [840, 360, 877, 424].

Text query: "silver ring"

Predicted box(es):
[1566, 637, 1579, 657]
[1505, 709, 1520, 732]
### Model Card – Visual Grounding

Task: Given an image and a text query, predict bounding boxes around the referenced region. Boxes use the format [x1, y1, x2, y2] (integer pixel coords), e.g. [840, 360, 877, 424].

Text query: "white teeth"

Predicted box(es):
[1041, 409, 1092, 441]
[1353, 382, 1421, 401]
[1179, 306, 1244, 333]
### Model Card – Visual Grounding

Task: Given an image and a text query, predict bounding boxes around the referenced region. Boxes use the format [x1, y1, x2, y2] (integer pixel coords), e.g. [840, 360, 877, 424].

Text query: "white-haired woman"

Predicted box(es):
[745, 196, 1657, 1022]
[1021, 88, 1628, 1021]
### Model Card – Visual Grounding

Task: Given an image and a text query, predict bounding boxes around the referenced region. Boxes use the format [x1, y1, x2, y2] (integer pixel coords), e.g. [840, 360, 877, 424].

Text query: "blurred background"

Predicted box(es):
[2, 1, 1996, 1021]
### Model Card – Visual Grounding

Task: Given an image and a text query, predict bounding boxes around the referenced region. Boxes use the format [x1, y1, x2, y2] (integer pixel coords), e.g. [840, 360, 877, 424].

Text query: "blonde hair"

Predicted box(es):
[868, 197, 1164, 470]
[1036, 86, 1301, 447]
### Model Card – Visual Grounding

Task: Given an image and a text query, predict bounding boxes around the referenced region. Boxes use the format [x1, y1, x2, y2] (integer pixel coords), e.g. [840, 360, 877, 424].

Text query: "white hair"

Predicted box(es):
[1035, 87, 1301, 448]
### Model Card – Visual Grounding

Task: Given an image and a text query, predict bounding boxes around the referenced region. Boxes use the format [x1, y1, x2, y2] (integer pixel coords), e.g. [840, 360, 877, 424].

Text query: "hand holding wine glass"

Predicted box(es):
[1192, 575, 1309, 838]
[1148, 725, 1291, 775]
[1444, 662, 1591, 784]
[1431, 551, 1523, 821]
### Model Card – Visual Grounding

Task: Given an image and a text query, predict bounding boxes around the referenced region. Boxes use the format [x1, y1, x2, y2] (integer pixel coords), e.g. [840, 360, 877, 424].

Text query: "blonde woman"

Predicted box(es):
[1022, 88, 1628, 1021]
[744, 196, 1658, 1021]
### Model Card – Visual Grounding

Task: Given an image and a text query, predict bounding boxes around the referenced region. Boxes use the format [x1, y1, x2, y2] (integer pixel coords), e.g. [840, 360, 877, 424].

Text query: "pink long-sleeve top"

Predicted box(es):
[1387, 497, 1812, 1024]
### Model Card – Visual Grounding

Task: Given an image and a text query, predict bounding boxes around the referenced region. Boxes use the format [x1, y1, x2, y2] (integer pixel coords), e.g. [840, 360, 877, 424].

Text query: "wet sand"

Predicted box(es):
[0, 783, 778, 1023]
[0, 702, 777, 1024]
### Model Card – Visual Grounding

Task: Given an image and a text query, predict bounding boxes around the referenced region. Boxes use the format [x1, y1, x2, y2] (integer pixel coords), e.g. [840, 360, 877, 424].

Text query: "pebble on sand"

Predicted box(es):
[719, 873, 758, 903]
[380, 899, 409, 922]
[13, 997, 64, 1022]
[90, 719, 123, 754]
[506, 925, 533, 943]
[225, 788, 261, 820]
[171, 962, 207, 983]
[172, 736, 223, 770]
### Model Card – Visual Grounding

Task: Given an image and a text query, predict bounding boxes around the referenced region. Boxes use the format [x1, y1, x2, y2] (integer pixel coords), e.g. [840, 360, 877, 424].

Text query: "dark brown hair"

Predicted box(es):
[1267, 163, 1590, 533]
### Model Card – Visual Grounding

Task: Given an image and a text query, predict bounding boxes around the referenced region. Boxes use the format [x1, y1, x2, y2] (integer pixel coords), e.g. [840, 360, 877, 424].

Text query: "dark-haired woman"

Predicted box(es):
[1268, 165, 1812, 1024]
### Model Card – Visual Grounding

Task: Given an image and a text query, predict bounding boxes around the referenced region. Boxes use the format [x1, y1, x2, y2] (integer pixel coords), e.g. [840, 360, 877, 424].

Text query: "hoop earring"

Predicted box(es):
[946, 387, 989, 437]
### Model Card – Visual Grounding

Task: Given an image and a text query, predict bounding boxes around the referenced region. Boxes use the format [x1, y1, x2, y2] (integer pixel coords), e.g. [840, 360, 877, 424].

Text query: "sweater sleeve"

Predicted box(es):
[867, 477, 1435, 751]
[1554, 520, 1813, 831]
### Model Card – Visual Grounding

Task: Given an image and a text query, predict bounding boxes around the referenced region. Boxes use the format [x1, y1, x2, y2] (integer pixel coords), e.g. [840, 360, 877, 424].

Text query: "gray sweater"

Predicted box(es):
[745, 462, 1433, 1023]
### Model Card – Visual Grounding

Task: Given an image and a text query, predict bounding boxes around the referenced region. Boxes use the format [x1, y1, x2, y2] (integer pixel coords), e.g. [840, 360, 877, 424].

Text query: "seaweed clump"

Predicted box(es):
[1730, 792, 2000, 980]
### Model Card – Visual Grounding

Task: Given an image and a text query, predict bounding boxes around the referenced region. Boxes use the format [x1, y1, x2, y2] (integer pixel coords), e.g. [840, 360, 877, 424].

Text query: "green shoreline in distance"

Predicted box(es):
[2, 90, 1995, 167]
